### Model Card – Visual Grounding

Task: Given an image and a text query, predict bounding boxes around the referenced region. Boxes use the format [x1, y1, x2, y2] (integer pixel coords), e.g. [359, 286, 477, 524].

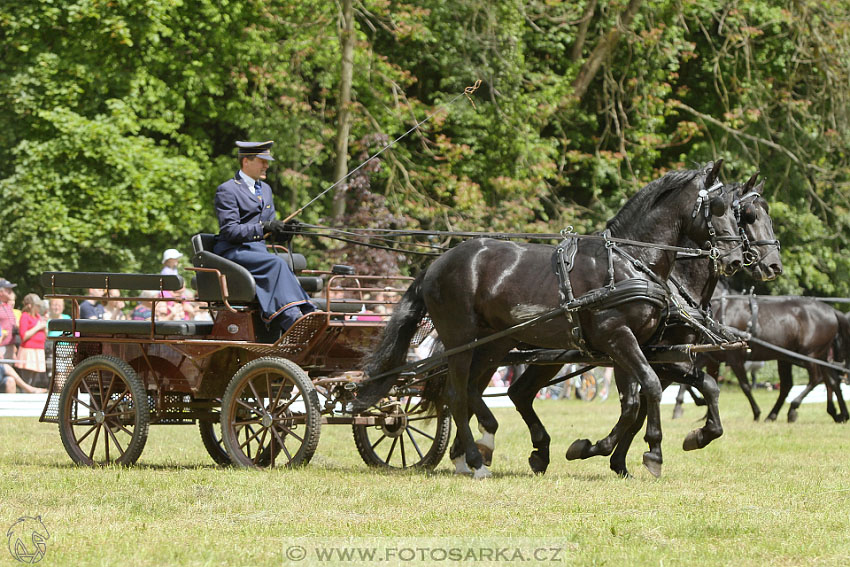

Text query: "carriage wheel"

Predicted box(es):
[198, 418, 231, 466]
[576, 372, 598, 401]
[352, 395, 451, 470]
[221, 357, 321, 469]
[58, 355, 149, 466]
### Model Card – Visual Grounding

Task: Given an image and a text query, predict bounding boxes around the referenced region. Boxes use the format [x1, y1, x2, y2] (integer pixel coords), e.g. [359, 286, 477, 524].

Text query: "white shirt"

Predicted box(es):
[238, 171, 259, 198]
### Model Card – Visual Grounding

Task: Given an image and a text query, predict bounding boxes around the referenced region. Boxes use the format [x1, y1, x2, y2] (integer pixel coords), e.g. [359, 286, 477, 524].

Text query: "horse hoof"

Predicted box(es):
[472, 465, 492, 480]
[753, 413, 761, 422]
[672, 405, 683, 420]
[683, 430, 702, 451]
[613, 468, 632, 479]
[765, 414, 777, 422]
[476, 442, 494, 467]
[566, 439, 592, 461]
[452, 456, 473, 475]
[528, 452, 548, 475]
[787, 410, 798, 423]
[642, 453, 662, 478]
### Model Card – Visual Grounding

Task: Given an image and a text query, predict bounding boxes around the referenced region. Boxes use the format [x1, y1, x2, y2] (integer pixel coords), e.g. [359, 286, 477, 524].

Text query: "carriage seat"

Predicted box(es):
[48, 318, 214, 336]
[190, 233, 324, 304]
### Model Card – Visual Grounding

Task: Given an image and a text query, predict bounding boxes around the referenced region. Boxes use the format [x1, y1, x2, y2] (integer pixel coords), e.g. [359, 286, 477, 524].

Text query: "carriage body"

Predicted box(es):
[39, 236, 449, 469]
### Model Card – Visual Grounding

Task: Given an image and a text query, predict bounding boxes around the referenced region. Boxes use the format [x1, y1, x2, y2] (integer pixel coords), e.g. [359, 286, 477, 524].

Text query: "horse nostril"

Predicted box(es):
[728, 259, 742, 274]
[771, 264, 782, 276]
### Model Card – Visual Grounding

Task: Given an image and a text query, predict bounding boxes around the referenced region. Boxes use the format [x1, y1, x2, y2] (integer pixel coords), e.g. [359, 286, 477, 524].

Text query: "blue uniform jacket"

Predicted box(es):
[213, 173, 276, 250]
[213, 173, 313, 327]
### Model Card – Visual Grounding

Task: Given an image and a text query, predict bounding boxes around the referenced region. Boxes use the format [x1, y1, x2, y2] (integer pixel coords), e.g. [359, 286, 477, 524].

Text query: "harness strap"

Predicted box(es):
[747, 288, 759, 335]
[747, 336, 849, 375]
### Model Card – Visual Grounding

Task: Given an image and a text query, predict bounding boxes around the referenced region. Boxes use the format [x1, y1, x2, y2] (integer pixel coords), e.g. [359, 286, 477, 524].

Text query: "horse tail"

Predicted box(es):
[354, 271, 429, 410]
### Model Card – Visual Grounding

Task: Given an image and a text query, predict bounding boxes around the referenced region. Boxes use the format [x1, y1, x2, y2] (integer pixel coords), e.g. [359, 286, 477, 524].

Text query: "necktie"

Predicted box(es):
[254, 180, 263, 204]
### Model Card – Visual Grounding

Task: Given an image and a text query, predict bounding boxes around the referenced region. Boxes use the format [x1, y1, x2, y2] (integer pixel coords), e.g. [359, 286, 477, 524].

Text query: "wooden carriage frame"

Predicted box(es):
[39, 235, 450, 470]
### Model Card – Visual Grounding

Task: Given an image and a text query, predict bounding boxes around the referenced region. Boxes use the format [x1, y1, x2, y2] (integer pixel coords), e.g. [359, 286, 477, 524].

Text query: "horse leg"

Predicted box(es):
[672, 384, 686, 419]
[508, 364, 560, 474]
[674, 365, 723, 451]
[442, 350, 491, 479]
[472, 374, 498, 467]
[569, 334, 664, 477]
[821, 369, 849, 423]
[787, 373, 818, 424]
[729, 360, 761, 421]
[566, 365, 641, 464]
[766, 361, 794, 421]
[608, 388, 647, 478]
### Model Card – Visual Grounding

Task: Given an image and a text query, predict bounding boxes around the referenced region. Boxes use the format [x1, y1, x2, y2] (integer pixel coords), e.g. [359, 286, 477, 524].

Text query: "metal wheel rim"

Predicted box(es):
[224, 366, 310, 468]
[60, 361, 145, 465]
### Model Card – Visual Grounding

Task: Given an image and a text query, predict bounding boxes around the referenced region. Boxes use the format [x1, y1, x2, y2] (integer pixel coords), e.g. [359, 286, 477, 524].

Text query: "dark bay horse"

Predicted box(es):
[698, 292, 850, 423]
[600, 178, 782, 476]
[504, 174, 780, 477]
[356, 163, 743, 478]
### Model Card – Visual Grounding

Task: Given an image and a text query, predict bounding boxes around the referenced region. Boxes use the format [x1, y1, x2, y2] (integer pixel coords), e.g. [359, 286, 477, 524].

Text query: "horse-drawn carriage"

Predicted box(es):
[40, 161, 792, 479]
[39, 234, 450, 469]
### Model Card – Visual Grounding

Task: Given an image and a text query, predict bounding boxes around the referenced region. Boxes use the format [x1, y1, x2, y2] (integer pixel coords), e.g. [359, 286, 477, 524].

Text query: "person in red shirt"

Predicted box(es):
[0, 278, 17, 363]
[15, 293, 47, 388]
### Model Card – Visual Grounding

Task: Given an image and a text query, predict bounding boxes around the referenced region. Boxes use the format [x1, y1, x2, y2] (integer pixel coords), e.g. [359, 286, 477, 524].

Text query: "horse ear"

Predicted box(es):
[744, 171, 760, 191]
[754, 180, 765, 195]
[705, 158, 724, 187]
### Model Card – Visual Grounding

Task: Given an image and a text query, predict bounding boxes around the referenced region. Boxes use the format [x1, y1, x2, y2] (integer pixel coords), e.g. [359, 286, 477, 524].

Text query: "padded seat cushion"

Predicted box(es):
[49, 319, 214, 336]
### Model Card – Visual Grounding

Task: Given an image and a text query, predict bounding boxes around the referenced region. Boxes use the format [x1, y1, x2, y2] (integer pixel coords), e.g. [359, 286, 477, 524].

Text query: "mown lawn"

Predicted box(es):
[1, 385, 848, 566]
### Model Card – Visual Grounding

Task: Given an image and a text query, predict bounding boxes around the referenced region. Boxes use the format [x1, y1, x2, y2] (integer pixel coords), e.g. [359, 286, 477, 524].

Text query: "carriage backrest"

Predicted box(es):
[190, 233, 322, 304]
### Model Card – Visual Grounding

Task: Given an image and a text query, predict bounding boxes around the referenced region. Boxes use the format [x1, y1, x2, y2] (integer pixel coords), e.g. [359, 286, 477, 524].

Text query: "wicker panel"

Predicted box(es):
[41, 341, 102, 423]
[410, 317, 434, 347]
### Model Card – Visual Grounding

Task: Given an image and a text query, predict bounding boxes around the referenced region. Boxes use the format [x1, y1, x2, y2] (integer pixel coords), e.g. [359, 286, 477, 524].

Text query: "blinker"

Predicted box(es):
[741, 203, 758, 224]
[709, 196, 726, 217]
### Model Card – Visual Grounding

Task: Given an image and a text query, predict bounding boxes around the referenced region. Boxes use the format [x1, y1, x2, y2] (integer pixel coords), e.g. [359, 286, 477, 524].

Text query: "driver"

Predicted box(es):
[213, 140, 316, 333]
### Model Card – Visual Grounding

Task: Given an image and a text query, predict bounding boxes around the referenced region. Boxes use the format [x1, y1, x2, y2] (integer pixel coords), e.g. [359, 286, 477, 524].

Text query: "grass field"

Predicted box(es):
[1, 384, 848, 566]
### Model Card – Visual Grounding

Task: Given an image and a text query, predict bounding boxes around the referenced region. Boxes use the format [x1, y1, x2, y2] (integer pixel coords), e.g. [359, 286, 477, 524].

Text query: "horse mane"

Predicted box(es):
[605, 169, 701, 234]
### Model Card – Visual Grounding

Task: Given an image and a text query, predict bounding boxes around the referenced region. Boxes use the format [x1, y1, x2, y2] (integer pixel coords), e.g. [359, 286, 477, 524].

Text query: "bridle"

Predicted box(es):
[733, 190, 781, 266]
[692, 177, 740, 274]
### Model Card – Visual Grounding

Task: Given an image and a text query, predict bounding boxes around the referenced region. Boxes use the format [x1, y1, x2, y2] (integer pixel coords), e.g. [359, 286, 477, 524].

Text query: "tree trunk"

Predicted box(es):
[572, 0, 642, 100]
[570, 0, 598, 62]
[332, 0, 355, 219]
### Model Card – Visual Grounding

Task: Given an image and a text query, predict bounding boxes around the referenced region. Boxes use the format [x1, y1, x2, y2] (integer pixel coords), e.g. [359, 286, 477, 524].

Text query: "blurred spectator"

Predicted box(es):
[0, 278, 18, 365]
[161, 249, 183, 276]
[1, 363, 45, 394]
[131, 290, 159, 321]
[16, 293, 48, 388]
[193, 301, 213, 322]
[103, 289, 128, 320]
[45, 298, 70, 378]
[46, 298, 71, 337]
[79, 288, 106, 319]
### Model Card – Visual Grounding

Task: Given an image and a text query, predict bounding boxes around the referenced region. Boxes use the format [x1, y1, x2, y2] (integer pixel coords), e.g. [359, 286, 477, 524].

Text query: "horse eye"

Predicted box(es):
[742, 204, 758, 224]
[709, 197, 726, 217]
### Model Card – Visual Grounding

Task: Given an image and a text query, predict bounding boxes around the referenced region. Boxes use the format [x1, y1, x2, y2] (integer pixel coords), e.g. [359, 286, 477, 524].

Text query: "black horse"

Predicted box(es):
[504, 173, 780, 478]
[599, 177, 782, 476]
[356, 162, 743, 478]
[695, 292, 850, 423]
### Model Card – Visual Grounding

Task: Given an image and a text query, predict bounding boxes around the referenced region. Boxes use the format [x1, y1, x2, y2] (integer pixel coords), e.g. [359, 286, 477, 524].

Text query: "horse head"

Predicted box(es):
[735, 174, 782, 281]
[688, 159, 744, 277]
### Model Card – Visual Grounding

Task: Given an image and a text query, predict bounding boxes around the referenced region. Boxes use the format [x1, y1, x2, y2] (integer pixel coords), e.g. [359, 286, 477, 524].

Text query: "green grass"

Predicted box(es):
[1, 386, 849, 566]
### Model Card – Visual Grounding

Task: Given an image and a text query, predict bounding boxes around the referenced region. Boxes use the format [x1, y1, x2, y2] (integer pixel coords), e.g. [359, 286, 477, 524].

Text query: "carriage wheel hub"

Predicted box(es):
[261, 412, 273, 428]
[380, 413, 408, 438]
[94, 411, 105, 424]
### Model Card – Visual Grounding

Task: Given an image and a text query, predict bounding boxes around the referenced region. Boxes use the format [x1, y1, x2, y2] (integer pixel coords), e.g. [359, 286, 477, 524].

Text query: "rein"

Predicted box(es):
[299, 224, 725, 258]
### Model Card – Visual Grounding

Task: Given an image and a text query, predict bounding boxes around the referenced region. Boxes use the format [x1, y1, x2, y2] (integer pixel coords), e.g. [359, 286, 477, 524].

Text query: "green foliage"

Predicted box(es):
[2, 0, 850, 296]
